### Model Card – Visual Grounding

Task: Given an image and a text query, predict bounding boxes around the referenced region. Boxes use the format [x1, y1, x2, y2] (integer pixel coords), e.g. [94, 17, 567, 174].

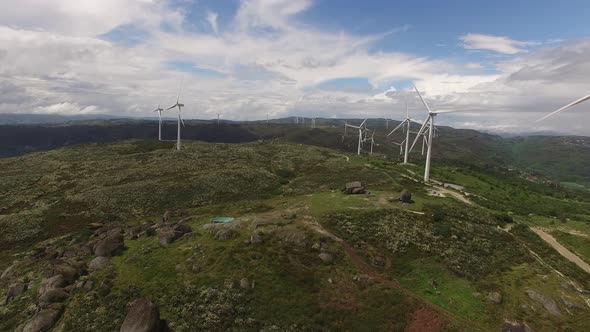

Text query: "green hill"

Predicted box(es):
[1, 139, 590, 331]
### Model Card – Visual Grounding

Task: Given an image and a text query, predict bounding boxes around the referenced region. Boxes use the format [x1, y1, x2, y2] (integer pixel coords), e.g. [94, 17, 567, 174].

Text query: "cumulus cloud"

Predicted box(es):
[0, 0, 589, 134]
[460, 33, 537, 54]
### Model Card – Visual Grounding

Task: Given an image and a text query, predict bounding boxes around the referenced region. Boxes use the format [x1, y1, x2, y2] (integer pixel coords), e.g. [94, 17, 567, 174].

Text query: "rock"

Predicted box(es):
[488, 291, 503, 304]
[94, 234, 124, 257]
[343, 181, 366, 195]
[501, 319, 533, 332]
[39, 275, 66, 296]
[162, 210, 172, 223]
[371, 256, 385, 267]
[158, 230, 177, 246]
[175, 264, 183, 272]
[22, 305, 63, 332]
[1, 261, 19, 279]
[3, 282, 27, 305]
[39, 288, 69, 304]
[127, 226, 144, 240]
[83, 281, 94, 291]
[525, 289, 561, 316]
[88, 223, 105, 230]
[88, 257, 112, 272]
[191, 264, 201, 273]
[173, 224, 192, 236]
[214, 228, 238, 241]
[250, 233, 263, 244]
[561, 295, 585, 311]
[120, 298, 164, 332]
[239, 278, 251, 289]
[318, 252, 334, 264]
[352, 274, 373, 288]
[400, 189, 412, 203]
[51, 265, 79, 283]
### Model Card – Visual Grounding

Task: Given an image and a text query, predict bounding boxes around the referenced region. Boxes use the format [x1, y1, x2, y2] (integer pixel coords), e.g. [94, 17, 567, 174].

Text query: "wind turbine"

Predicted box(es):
[216, 112, 222, 125]
[537, 94, 590, 122]
[408, 85, 460, 182]
[345, 119, 367, 155]
[387, 101, 421, 164]
[152, 104, 164, 141]
[363, 129, 376, 154]
[166, 83, 186, 151]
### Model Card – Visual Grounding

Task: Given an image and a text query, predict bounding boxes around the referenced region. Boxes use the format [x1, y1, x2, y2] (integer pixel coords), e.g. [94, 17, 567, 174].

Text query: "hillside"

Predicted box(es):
[1, 140, 590, 331]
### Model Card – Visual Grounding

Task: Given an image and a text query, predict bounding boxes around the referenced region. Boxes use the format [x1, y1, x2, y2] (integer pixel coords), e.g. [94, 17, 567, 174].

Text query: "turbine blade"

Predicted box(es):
[537, 94, 590, 122]
[387, 121, 405, 136]
[360, 119, 367, 127]
[408, 114, 430, 153]
[166, 104, 176, 110]
[413, 85, 432, 114]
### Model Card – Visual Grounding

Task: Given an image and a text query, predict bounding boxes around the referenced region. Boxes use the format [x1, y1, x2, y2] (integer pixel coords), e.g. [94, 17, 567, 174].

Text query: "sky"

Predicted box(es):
[0, 0, 589, 134]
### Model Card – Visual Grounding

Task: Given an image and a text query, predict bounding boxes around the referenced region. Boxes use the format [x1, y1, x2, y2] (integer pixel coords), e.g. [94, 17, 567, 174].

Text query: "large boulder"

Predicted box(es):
[1, 261, 19, 279]
[214, 228, 238, 241]
[22, 304, 63, 332]
[89, 257, 112, 272]
[158, 224, 192, 246]
[501, 320, 533, 332]
[400, 189, 412, 204]
[120, 298, 164, 332]
[94, 234, 124, 257]
[526, 289, 561, 316]
[39, 289, 69, 304]
[343, 181, 366, 195]
[39, 275, 66, 296]
[6, 282, 27, 302]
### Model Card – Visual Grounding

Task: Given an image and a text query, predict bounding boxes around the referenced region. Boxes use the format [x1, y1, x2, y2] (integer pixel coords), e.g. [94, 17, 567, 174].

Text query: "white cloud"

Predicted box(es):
[0, 1, 589, 134]
[460, 33, 537, 54]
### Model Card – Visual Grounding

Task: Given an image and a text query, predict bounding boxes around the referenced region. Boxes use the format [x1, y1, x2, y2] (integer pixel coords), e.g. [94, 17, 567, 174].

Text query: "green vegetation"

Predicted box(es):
[1, 138, 590, 332]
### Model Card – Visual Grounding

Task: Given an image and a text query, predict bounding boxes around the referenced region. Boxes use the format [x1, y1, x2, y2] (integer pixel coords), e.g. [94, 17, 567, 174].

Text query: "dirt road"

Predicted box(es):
[433, 186, 473, 205]
[531, 227, 590, 274]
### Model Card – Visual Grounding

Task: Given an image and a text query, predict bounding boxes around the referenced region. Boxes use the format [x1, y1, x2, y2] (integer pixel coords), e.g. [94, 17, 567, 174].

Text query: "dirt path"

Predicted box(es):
[531, 227, 590, 274]
[433, 186, 472, 205]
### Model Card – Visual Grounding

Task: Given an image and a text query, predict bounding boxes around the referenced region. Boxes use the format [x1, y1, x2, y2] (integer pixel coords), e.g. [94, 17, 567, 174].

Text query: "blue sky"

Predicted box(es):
[0, 0, 589, 134]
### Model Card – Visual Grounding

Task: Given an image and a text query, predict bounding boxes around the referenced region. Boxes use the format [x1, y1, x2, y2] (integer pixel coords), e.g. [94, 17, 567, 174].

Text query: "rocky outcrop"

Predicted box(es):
[94, 233, 125, 257]
[88, 257, 112, 272]
[526, 289, 561, 316]
[343, 181, 367, 195]
[120, 298, 165, 332]
[39, 289, 69, 305]
[21, 304, 64, 332]
[39, 275, 66, 297]
[501, 319, 533, 332]
[1, 282, 27, 306]
[158, 224, 193, 245]
[400, 189, 412, 204]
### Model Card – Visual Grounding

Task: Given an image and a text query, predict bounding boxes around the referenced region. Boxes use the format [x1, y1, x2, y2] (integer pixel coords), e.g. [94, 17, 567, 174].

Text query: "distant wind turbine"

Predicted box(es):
[152, 104, 164, 141]
[166, 82, 186, 151]
[537, 94, 590, 122]
[345, 119, 367, 155]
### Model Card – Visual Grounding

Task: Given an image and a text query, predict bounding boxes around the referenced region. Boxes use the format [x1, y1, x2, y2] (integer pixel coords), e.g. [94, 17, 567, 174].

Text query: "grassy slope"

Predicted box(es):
[1, 140, 590, 331]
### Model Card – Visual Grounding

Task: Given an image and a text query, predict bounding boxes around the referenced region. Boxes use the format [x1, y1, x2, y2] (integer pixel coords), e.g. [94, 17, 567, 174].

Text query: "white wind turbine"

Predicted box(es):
[408, 85, 460, 182]
[537, 94, 590, 122]
[152, 104, 164, 141]
[387, 101, 423, 164]
[363, 128, 376, 154]
[166, 83, 186, 151]
[345, 119, 367, 155]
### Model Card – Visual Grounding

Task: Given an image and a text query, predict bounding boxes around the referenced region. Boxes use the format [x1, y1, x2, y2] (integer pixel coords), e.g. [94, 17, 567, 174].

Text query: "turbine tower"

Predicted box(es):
[216, 112, 221, 125]
[345, 119, 367, 155]
[409, 85, 460, 182]
[166, 83, 185, 151]
[537, 94, 590, 121]
[152, 104, 164, 141]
